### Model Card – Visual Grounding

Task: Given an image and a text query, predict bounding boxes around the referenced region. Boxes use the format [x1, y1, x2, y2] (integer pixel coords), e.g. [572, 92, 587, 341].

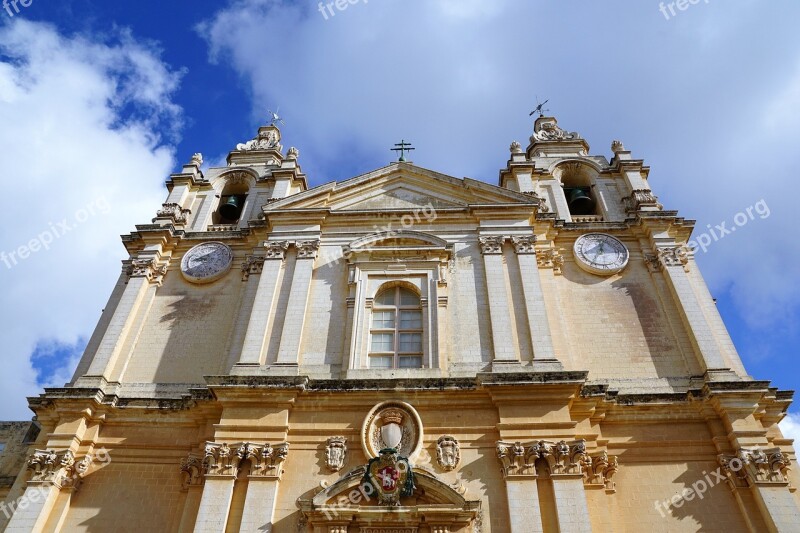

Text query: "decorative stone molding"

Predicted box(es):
[431, 527, 450, 533]
[180, 454, 204, 489]
[220, 170, 256, 185]
[478, 236, 505, 255]
[510, 141, 523, 154]
[287, 146, 300, 160]
[531, 118, 581, 142]
[202, 442, 289, 479]
[622, 189, 662, 213]
[241, 256, 266, 280]
[325, 437, 347, 473]
[523, 191, 550, 213]
[264, 241, 291, 260]
[718, 447, 793, 489]
[496, 440, 588, 479]
[437, 436, 461, 471]
[124, 259, 168, 284]
[296, 240, 321, 260]
[611, 140, 625, 154]
[153, 203, 191, 225]
[190, 153, 204, 166]
[583, 451, 618, 492]
[27, 449, 90, 489]
[362, 401, 424, 460]
[536, 249, 564, 275]
[510, 236, 537, 255]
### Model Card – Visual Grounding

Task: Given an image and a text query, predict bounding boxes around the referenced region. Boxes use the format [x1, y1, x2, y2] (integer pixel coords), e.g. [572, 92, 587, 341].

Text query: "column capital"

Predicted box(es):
[295, 239, 321, 259]
[26, 449, 92, 490]
[719, 447, 793, 490]
[241, 256, 266, 281]
[123, 258, 168, 285]
[201, 442, 289, 481]
[646, 245, 691, 273]
[496, 439, 588, 479]
[478, 236, 505, 255]
[510, 235, 537, 255]
[264, 241, 291, 260]
[536, 249, 564, 275]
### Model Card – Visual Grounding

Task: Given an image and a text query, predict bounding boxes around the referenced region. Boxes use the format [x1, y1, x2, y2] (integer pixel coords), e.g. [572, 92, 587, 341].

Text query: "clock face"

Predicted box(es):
[573, 233, 629, 276]
[180, 242, 234, 284]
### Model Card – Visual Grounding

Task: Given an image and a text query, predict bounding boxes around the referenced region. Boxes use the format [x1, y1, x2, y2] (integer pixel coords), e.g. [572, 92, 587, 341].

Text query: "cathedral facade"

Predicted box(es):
[1, 117, 797, 532]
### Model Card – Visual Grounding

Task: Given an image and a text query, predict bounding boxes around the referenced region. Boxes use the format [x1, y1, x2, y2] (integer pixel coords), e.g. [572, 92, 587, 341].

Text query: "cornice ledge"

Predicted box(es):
[205, 375, 310, 389]
[309, 377, 477, 392]
[703, 380, 773, 396]
[477, 371, 588, 387]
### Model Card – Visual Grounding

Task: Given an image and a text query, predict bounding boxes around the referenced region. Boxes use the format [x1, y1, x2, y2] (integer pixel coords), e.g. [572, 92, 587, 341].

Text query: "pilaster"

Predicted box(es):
[478, 236, 519, 369]
[275, 240, 320, 368]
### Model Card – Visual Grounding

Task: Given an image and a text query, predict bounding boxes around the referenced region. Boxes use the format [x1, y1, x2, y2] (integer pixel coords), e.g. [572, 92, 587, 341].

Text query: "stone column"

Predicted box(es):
[647, 246, 729, 375]
[5, 450, 88, 533]
[719, 447, 799, 533]
[193, 444, 239, 533]
[479, 236, 519, 368]
[236, 242, 290, 367]
[510, 236, 559, 368]
[239, 443, 288, 533]
[275, 240, 320, 367]
[80, 258, 166, 382]
[551, 476, 592, 532]
[496, 442, 544, 533]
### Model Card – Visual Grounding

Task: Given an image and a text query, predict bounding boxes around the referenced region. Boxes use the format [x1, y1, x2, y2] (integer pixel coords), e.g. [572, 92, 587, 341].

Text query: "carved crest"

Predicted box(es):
[362, 449, 416, 506]
[325, 437, 347, 472]
[436, 436, 461, 471]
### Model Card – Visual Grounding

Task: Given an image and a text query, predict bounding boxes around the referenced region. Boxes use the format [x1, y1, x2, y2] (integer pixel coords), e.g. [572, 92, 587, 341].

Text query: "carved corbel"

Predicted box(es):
[241, 256, 266, 281]
[719, 447, 793, 490]
[536, 249, 564, 275]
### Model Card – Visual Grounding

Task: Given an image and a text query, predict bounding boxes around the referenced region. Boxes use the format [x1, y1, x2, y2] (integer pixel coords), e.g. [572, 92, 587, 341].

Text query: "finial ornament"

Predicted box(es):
[190, 153, 203, 167]
[611, 140, 626, 153]
[391, 140, 415, 162]
[510, 141, 523, 154]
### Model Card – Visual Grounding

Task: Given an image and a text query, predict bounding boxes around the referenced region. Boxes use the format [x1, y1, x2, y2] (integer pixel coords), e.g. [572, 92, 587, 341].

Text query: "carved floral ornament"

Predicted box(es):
[236, 128, 282, 152]
[185, 442, 289, 482]
[622, 189, 662, 213]
[718, 447, 793, 490]
[478, 235, 538, 256]
[496, 440, 618, 491]
[27, 449, 93, 490]
[531, 118, 581, 143]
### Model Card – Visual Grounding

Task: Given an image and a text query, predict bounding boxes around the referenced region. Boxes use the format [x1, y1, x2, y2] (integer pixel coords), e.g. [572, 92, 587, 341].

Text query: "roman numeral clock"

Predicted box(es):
[573, 233, 630, 276]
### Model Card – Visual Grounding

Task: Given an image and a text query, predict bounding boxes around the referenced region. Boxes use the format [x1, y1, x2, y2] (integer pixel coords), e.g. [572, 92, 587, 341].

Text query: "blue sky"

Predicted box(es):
[0, 1, 797, 437]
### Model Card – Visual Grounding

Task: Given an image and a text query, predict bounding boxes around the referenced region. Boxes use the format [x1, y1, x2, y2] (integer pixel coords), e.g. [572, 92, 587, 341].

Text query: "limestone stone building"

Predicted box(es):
[2, 116, 798, 532]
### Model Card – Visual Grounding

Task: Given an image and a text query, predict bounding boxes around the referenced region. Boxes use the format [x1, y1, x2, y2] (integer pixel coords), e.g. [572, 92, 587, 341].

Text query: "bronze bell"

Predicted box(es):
[219, 196, 242, 221]
[568, 188, 595, 216]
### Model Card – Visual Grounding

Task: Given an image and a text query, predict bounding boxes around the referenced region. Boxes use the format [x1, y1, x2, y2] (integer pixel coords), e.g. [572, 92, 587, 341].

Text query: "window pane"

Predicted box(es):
[398, 356, 422, 369]
[399, 288, 419, 306]
[370, 333, 394, 352]
[370, 356, 394, 369]
[373, 310, 395, 329]
[399, 333, 422, 353]
[400, 310, 422, 329]
[374, 290, 395, 307]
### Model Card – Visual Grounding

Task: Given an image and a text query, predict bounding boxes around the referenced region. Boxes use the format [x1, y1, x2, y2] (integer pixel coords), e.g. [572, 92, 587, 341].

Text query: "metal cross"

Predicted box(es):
[391, 140, 415, 162]
[529, 98, 550, 118]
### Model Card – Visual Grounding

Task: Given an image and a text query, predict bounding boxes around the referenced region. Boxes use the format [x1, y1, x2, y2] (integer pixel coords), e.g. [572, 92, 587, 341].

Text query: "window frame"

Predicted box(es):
[369, 285, 424, 369]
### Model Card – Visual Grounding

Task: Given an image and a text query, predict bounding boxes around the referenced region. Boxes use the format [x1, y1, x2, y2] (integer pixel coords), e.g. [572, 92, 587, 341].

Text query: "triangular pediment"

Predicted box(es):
[264, 162, 536, 212]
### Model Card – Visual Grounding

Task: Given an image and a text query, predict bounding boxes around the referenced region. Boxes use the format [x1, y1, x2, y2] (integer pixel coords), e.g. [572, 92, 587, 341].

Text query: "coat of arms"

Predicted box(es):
[363, 448, 416, 506]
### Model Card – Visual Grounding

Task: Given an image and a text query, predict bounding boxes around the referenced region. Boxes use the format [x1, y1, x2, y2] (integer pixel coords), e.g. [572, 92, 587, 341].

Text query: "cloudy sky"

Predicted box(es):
[0, 1, 797, 437]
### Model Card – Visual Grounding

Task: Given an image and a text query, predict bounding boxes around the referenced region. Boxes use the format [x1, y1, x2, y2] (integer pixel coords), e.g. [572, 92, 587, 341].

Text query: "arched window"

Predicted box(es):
[369, 286, 423, 369]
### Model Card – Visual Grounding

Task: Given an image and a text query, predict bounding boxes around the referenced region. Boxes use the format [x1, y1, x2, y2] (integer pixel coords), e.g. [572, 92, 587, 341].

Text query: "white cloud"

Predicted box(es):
[199, 0, 800, 352]
[780, 413, 800, 444]
[0, 20, 183, 419]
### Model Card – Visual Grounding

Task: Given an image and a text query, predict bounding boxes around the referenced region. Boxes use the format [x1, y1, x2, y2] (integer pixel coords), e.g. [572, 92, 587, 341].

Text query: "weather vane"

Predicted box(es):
[267, 108, 285, 127]
[529, 97, 550, 118]
[391, 140, 415, 162]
